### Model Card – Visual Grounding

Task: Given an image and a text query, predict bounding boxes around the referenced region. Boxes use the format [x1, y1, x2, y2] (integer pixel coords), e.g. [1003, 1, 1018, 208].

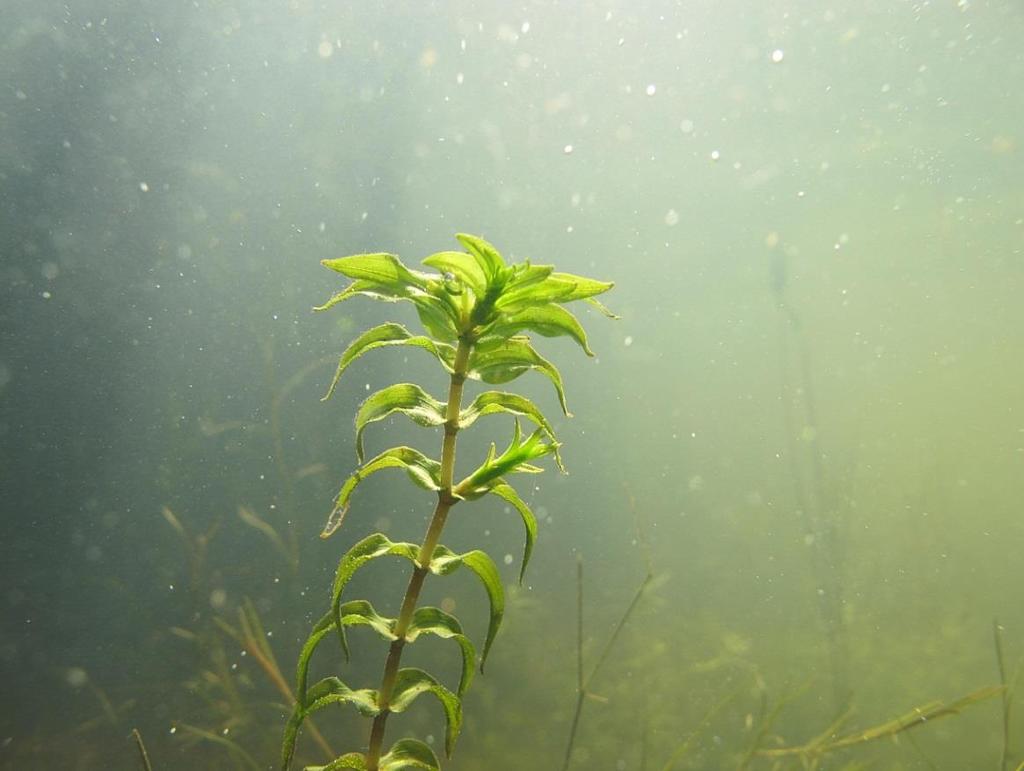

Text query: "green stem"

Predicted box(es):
[365, 338, 473, 770]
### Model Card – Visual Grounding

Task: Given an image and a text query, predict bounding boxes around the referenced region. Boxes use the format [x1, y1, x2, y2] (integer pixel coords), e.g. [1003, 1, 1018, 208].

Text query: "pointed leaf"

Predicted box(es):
[406, 607, 476, 697]
[328, 533, 418, 657]
[486, 482, 538, 584]
[389, 668, 463, 757]
[460, 391, 564, 471]
[322, 323, 455, 402]
[469, 337, 570, 415]
[380, 739, 440, 771]
[321, 252, 427, 290]
[491, 304, 595, 356]
[429, 547, 505, 671]
[354, 384, 447, 462]
[422, 250, 488, 297]
[411, 293, 459, 342]
[548, 271, 615, 302]
[323, 447, 442, 538]
[455, 233, 506, 283]
[458, 422, 558, 492]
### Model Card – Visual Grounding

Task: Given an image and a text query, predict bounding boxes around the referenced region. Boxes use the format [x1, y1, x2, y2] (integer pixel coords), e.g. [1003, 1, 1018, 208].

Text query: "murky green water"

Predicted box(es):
[2, 1, 1023, 769]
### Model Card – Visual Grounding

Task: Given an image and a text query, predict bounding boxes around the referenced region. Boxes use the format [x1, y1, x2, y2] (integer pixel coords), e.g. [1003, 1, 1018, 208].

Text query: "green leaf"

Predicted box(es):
[422, 250, 488, 297]
[485, 482, 538, 584]
[389, 668, 463, 757]
[305, 754, 369, 771]
[455, 233, 506, 284]
[410, 293, 460, 342]
[329, 534, 419, 657]
[428, 547, 505, 671]
[323, 447, 442, 538]
[354, 384, 447, 463]
[458, 420, 558, 492]
[281, 677, 378, 770]
[380, 739, 440, 771]
[406, 607, 476, 697]
[292, 603, 396, 712]
[469, 337, 570, 415]
[548, 271, 615, 302]
[322, 323, 455, 402]
[459, 390, 564, 472]
[491, 304, 595, 357]
[321, 252, 427, 291]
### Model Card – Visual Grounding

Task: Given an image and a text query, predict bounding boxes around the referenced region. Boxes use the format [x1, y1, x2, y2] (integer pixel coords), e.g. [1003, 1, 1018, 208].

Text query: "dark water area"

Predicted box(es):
[2, 1, 1023, 769]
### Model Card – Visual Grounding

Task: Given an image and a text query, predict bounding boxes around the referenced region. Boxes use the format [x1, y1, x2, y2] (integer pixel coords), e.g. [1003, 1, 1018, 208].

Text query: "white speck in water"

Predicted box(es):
[426, 734, 435, 745]
[318, 40, 333, 58]
[318, 221, 326, 233]
[503, 554, 514, 565]
[66, 667, 89, 688]
[679, 118, 694, 134]
[169, 727, 177, 735]
[710, 149, 721, 161]
[139, 181, 149, 192]
[771, 49, 784, 63]
[797, 190, 806, 198]
[664, 209, 680, 226]
[521, 21, 530, 34]
[563, 144, 574, 154]
[645, 83, 657, 96]
[456, 72, 464, 85]
[624, 336, 634, 347]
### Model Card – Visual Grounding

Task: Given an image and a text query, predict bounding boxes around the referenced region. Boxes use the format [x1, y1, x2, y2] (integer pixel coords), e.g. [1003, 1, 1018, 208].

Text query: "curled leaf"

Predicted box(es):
[428, 547, 505, 671]
[354, 384, 446, 463]
[323, 447, 442, 539]
[389, 668, 463, 757]
[469, 337, 570, 415]
[406, 607, 476, 697]
[380, 739, 440, 770]
[322, 323, 455, 402]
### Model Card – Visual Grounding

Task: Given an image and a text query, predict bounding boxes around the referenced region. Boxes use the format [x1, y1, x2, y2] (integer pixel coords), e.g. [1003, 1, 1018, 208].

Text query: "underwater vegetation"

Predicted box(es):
[281, 233, 615, 770]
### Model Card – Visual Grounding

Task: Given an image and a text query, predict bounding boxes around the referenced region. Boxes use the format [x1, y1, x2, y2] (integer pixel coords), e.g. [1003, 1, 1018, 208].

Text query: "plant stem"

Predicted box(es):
[365, 338, 472, 770]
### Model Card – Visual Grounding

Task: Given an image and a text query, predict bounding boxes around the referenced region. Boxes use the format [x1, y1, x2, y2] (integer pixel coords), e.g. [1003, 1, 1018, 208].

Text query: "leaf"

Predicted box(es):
[389, 668, 463, 757]
[469, 337, 570, 415]
[548, 271, 615, 302]
[321, 252, 427, 291]
[322, 323, 455, 402]
[458, 420, 558, 493]
[490, 304, 595, 357]
[406, 607, 476, 697]
[410, 293, 460, 342]
[428, 547, 505, 671]
[380, 738, 440, 771]
[305, 754, 369, 771]
[329, 534, 419, 657]
[484, 482, 538, 584]
[455, 233, 506, 284]
[323, 447, 442, 538]
[459, 390, 564, 472]
[281, 677, 378, 770]
[422, 250, 488, 297]
[354, 384, 447, 463]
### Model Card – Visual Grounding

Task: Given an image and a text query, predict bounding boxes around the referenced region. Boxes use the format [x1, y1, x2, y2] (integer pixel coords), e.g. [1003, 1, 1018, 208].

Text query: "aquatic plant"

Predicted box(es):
[281, 233, 614, 770]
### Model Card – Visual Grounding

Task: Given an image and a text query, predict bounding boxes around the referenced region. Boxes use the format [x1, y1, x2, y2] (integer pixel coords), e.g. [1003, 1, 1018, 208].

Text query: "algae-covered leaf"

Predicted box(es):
[281, 677, 377, 771]
[455, 233, 506, 284]
[322, 323, 455, 402]
[304, 754, 369, 771]
[354, 384, 447, 462]
[422, 250, 488, 297]
[468, 337, 570, 415]
[490, 304, 595, 357]
[380, 738, 440, 770]
[389, 668, 463, 757]
[329, 534, 418, 657]
[406, 607, 476, 697]
[428, 547, 505, 671]
[323, 447, 442, 538]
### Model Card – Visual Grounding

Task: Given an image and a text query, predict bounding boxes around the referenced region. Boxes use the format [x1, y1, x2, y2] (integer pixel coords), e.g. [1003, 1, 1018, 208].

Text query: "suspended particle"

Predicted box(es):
[318, 40, 333, 58]
[710, 149, 721, 161]
[139, 181, 149, 192]
[563, 144, 574, 154]
[664, 209, 680, 226]
[679, 118, 694, 134]
[645, 83, 657, 96]
[771, 49, 784, 63]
